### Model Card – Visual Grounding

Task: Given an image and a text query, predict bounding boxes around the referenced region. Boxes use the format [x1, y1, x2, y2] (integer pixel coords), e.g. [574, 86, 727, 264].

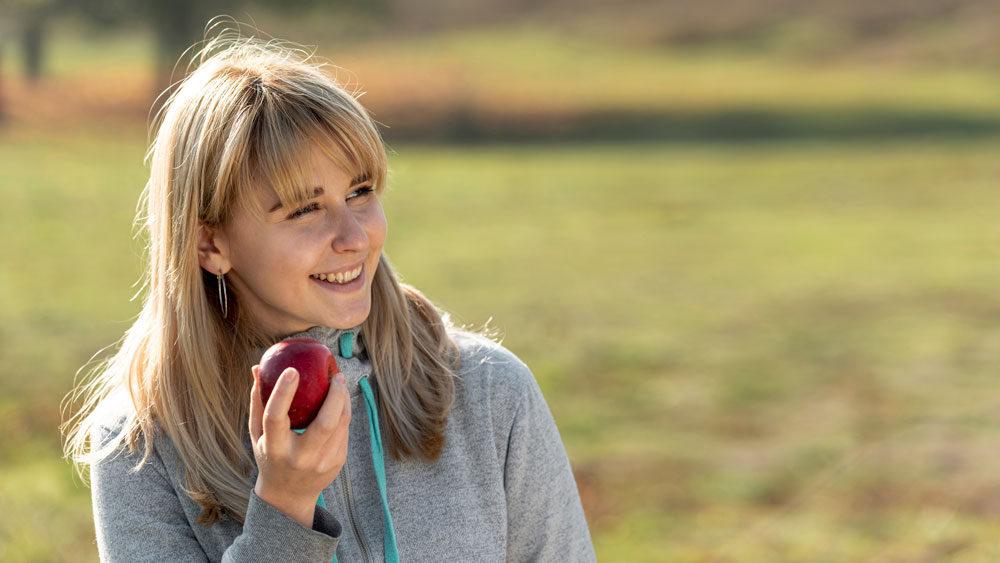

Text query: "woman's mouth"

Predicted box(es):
[310, 265, 363, 285]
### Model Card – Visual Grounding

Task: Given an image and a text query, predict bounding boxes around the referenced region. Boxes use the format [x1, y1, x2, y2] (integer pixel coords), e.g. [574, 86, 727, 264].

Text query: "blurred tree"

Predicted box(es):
[142, 0, 232, 83]
[0, 0, 57, 83]
[0, 36, 4, 121]
[65, 0, 230, 83]
[0, 0, 37, 121]
[0, 0, 391, 92]
[69, 0, 390, 86]
[0, 0, 391, 122]
[22, 5, 45, 82]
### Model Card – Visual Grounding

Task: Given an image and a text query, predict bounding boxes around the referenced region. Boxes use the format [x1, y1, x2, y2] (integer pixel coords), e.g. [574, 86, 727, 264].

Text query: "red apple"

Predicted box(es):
[258, 337, 338, 430]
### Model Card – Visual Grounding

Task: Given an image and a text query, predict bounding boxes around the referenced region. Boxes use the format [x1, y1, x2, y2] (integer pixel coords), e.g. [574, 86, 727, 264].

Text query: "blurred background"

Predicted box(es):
[2, 0, 1000, 561]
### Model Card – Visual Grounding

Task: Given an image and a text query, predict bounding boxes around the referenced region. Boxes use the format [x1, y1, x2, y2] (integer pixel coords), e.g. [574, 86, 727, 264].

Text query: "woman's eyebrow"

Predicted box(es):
[266, 187, 325, 213]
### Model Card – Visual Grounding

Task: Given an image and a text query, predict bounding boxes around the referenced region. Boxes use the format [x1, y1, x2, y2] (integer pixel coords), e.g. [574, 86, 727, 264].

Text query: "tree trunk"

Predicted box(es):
[23, 11, 46, 83]
[144, 0, 201, 114]
[150, 0, 204, 84]
[0, 39, 5, 122]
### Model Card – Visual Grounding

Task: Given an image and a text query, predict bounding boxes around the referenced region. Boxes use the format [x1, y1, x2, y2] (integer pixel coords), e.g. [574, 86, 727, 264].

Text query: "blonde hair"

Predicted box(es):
[63, 31, 458, 524]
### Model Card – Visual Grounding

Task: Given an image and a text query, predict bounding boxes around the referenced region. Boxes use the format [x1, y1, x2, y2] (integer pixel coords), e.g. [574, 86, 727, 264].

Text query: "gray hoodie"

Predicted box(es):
[90, 328, 596, 562]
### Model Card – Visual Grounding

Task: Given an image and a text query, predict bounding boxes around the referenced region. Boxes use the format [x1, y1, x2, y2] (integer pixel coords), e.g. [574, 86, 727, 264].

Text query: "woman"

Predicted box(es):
[63, 33, 595, 562]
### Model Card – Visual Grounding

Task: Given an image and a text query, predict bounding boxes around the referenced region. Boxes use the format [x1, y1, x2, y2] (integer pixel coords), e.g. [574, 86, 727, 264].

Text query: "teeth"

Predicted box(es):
[312, 266, 362, 284]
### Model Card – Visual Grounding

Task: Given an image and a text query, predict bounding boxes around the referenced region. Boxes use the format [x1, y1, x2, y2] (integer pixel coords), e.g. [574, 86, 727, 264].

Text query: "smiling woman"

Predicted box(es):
[60, 26, 594, 563]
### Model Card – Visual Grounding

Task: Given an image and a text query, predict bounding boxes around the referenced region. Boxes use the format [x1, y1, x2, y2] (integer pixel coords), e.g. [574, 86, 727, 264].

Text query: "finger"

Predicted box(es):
[320, 398, 352, 469]
[262, 367, 299, 439]
[249, 365, 263, 442]
[302, 375, 349, 448]
[341, 385, 352, 425]
[317, 429, 350, 475]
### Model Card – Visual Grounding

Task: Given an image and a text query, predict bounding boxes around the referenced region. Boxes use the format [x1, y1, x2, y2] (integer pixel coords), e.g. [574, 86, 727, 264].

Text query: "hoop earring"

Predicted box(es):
[217, 270, 229, 318]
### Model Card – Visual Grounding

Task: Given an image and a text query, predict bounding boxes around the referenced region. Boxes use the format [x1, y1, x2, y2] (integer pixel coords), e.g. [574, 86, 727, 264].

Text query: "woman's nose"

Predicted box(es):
[327, 208, 368, 253]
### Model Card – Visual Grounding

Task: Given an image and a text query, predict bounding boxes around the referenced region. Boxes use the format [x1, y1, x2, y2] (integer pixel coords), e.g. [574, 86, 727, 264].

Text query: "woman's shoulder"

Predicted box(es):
[86, 392, 135, 449]
[447, 328, 538, 403]
[450, 329, 528, 373]
[85, 394, 175, 475]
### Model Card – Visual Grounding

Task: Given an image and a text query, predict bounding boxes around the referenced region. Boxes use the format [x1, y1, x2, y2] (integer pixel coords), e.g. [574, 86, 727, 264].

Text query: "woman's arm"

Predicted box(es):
[502, 369, 597, 562]
[91, 437, 211, 561]
[90, 425, 342, 562]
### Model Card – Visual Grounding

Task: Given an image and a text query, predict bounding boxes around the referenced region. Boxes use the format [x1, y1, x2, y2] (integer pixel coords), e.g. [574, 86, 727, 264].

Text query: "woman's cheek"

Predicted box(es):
[364, 205, 388, 246]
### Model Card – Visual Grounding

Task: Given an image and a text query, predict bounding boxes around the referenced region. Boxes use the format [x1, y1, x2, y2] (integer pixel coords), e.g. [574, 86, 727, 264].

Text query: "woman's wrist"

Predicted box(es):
[254, 482, 316, 528]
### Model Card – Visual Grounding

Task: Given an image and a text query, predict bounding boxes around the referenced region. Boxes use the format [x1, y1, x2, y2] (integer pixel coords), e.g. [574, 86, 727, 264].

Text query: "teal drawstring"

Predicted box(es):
[314, 331, 400, 563]
[359, 375, 401, 563]
[339, 331, 354, 360]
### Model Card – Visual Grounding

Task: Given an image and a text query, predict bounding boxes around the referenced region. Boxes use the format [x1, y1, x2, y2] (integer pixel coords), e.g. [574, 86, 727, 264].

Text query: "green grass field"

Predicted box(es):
[5, 125, 1000, 561]
[3, 19, 1000, 563]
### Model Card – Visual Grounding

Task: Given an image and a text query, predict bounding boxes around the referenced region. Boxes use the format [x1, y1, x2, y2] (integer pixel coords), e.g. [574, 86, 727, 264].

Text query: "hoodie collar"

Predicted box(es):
[286, 325, 365, 359]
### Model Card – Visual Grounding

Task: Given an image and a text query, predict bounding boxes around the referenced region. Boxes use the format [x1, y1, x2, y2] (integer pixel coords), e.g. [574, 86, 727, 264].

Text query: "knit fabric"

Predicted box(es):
[89, 329, 596, 562]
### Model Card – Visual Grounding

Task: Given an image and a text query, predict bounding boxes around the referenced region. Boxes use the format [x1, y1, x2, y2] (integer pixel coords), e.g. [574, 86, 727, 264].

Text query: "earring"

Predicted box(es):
[217, 269, 229, 318]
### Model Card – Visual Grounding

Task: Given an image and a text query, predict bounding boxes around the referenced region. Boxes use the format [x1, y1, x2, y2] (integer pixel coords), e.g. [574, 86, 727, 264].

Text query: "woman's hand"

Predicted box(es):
[249, 364, 351, 527]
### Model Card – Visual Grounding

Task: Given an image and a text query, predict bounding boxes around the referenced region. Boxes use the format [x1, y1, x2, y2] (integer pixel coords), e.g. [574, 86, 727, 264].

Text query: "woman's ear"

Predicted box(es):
[197, 223, 231, 275]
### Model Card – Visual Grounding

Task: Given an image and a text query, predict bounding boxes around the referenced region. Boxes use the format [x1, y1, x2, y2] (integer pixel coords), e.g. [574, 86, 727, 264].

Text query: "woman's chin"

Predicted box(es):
[324, 302, 371, 330]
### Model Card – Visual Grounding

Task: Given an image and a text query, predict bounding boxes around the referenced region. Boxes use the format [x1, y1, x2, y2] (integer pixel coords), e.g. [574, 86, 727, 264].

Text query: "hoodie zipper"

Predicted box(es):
[341, 445, 375, 563]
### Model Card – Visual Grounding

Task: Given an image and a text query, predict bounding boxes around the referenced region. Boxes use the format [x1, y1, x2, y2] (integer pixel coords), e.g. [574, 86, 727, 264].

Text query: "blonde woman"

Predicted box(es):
[63, 33, 595, 562]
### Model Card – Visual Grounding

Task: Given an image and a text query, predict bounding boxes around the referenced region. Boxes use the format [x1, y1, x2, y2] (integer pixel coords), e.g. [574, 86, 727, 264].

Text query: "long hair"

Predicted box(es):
[63, 32, 458, 524]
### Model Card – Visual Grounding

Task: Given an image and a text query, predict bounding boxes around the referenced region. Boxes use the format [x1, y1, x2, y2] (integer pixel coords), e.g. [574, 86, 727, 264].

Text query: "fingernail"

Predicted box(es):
[335, 372, 346, 385]
[285, 370, 298, 383]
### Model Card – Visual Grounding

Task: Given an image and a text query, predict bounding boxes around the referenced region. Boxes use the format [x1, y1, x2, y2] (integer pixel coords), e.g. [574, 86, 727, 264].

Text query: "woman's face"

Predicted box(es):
[204, 145, 387, 337]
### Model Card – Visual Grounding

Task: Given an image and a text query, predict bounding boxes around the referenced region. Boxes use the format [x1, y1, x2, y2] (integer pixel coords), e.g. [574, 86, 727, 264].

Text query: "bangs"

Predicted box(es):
[214, 67, 387, 223]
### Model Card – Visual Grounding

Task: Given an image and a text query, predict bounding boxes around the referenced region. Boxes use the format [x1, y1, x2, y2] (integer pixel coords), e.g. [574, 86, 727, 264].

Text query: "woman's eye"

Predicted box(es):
[288, 202, 320, 219]
[347, 186, 375, 201]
